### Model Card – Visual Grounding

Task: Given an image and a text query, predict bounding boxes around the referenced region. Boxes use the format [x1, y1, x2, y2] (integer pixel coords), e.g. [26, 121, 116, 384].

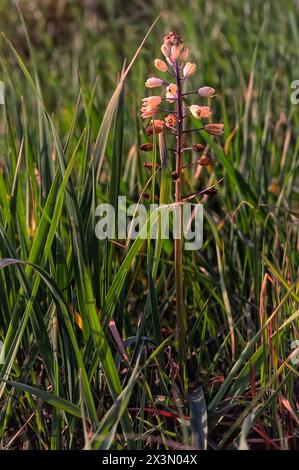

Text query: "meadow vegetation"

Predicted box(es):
[0, 0, 298, 450]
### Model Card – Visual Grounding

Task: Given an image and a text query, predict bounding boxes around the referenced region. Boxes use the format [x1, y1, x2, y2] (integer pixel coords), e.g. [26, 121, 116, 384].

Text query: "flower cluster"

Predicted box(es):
[140, 31, 224, 150]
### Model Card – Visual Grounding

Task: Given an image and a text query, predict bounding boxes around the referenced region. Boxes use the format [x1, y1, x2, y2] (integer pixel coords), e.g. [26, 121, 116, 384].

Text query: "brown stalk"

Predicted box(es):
[174, 59, 186, 377]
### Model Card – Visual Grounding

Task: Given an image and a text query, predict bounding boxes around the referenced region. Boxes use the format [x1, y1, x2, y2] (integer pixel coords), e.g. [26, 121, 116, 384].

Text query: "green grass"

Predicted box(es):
[0, 0, 298, 450]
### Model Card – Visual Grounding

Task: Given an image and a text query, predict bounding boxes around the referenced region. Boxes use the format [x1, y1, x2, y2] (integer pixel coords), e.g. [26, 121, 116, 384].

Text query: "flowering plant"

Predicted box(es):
[140, 32, 224, 377]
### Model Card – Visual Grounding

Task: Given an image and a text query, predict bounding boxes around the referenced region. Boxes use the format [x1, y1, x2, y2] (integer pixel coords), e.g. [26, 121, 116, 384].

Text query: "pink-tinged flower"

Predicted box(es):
[189, 105, 212, 119]
[146, 119, 165, 135]
[141, 96, 161, 119]
[183, 62, 196, 78]
[145, 77, 164, 88]
[140, 105, 157, 119]
[167, 84, 177, 94]
[142, 96, 162, 107]
[152, 119, 165, 131]
[165, 83, 177, 103]
[198, 86, 215, 97]
[180, 47, 189, 61]
[154, 59, 168, 72]
[204, 123, 224, 135]
[165, 114, 177, 128]
[161, 43, 170, 58]
[171, 44, 183, 60]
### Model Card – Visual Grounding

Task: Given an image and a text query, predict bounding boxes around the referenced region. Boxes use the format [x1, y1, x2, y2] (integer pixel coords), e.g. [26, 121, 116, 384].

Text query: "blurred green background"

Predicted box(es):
[1, 0, 298, 205]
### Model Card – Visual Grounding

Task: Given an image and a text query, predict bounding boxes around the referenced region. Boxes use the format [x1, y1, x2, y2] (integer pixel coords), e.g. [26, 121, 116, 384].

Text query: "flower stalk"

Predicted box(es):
[140, 31, 223, 385]
[174, 58, 186, 372]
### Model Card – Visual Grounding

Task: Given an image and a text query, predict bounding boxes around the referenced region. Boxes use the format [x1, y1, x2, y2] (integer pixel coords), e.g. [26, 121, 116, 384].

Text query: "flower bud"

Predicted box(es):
[146, 119, 165, 135]
[198, 86, 215, 97]
[204, 123, 224, 135]
[145, 77, 164, 88]
[161, 43, 170, 58]
[192, 144, 205, 152]
[154, 59, 168, 72]
[163, 32, 183, 47]
[183, 62, 196, 77]
[180, 47, 189, 61]
[140, 143, 153, 152]
[144, 162, 158, 168]
[199, 155, 214, 166]
[171, 44, 182, 60]
[189, 105, 212, 119]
